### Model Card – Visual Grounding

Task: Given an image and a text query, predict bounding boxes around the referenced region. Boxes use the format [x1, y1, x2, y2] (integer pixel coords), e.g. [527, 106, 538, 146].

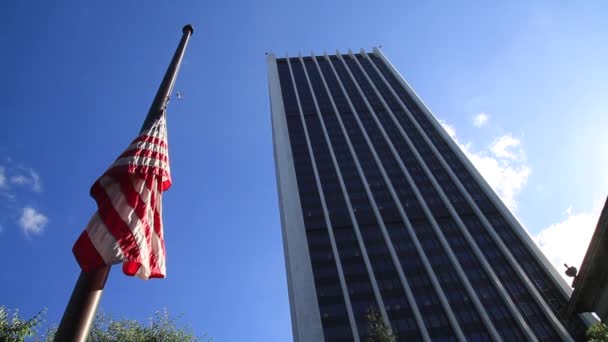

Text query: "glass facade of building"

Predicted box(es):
[269, 49, 590, 342]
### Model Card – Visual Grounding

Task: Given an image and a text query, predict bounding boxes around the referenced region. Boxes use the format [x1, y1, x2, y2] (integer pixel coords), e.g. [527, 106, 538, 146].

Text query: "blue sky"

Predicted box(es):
[1, 1, 607, 340]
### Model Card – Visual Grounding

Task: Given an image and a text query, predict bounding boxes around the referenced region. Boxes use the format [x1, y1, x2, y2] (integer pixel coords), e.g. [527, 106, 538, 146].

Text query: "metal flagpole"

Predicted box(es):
[54, 24, 193, 342]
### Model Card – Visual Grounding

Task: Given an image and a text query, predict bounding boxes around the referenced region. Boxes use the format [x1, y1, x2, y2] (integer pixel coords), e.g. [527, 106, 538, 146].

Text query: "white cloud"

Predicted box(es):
[30, 170, 42, 192]
[10, 175, 28, 185]
[490, 134, 522, 160]
[464, 148, 530, 211]
[0, 192, 16, 201]
[9, 169, 42, 192]
[0, 167, 6, 188]
[440, 119, 530, 212]
[473, 112, 489, 127]
[18, 207, 48, 236]
[534, 203, 603, 282]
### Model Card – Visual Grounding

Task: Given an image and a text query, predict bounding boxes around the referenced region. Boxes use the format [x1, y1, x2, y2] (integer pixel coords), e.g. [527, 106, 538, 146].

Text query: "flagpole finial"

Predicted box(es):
[183, 24, 194, 35]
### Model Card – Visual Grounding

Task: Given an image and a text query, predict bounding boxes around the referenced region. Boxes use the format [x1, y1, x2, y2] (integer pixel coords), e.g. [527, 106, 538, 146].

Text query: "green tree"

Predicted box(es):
[45, 308, 208, 342]
[0, 306, 45, 342]
[364, 309, 397, 342]
[587, 322, 608, 342]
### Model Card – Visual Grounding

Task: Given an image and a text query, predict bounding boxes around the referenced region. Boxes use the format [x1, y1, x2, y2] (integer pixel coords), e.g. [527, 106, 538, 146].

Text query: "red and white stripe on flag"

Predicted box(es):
[73, 114, 171, 280]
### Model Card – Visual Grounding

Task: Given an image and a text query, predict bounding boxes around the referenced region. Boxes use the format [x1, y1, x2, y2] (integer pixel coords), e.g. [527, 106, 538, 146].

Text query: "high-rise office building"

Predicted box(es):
[268, 49, 592, 341]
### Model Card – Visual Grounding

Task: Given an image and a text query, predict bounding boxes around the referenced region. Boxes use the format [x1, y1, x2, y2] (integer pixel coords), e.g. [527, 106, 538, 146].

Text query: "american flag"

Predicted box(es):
[73, 109, 171, 280]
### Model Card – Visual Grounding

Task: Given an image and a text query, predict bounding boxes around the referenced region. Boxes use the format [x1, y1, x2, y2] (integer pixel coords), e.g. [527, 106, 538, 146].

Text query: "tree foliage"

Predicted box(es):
[45, 308, 208, 342]
[0, 306, 45, 342]
[0, 305, 207, 342]
[588, 322, 608, 342]
[364, 309, 396, 342]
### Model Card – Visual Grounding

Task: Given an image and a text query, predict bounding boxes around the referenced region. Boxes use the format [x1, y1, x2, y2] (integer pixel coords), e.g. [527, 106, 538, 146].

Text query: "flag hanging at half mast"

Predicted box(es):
[73, 108, 171, 280]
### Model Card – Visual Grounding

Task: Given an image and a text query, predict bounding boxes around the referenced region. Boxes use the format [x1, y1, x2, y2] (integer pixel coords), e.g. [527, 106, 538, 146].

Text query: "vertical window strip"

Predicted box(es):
[319, 52, 433, 341]
[331, 51, 477, 341]
[304, 54, 431, 341]
[301, 53, 386, 341]
[303, 56, 399, 338]
[286, 56, 355, 342]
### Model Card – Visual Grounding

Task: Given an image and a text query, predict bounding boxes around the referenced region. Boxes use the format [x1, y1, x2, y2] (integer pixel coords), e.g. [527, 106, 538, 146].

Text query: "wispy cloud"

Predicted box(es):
[534, 202, 603, 282]
[0, 167, 6, 189]
[473, 112, 489, 127]
[10, 175, 29, 185]
[490, 134, 522, 160]
[1, 162, 48, 237]
[30, 170, 42, 192]
[18, 207, 48, 236]
[0, 166, 15, 201]
[9, 169, 42, 192]
[439, 119, 530, 212]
